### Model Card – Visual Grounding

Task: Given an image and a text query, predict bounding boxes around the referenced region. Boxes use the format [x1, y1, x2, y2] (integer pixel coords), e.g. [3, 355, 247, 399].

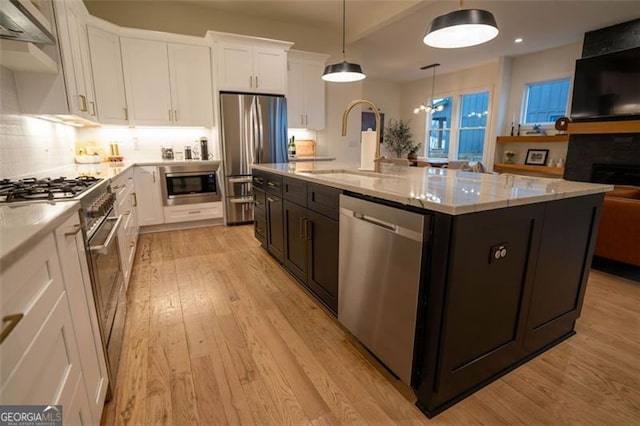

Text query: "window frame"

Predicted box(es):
[423, 86, 493, 162]
[520, 75, 573, 126]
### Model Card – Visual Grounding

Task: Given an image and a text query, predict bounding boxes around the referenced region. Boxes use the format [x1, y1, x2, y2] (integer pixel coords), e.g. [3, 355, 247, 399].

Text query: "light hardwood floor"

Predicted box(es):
[101, 225, 640, 425]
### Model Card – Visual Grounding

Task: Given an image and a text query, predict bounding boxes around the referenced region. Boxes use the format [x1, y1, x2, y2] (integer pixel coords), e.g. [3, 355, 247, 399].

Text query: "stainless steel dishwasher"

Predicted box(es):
[338, 194, 427, 385]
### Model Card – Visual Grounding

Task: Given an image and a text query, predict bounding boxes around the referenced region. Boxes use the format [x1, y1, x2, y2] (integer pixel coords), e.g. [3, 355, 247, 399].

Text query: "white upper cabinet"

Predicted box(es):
[87, 25, 128, 124]
[121, 38, 173, 126]
[287, 50, 329, 130]
[121, 38, 214, 127]
[168, 43, 214, 127]
[211, 32, 293, 95]
[55, 0, 96, 120]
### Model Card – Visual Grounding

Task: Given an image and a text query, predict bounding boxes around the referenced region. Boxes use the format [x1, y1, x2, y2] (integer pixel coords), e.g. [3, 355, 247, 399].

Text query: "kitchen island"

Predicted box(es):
[251, 161, 612, 417]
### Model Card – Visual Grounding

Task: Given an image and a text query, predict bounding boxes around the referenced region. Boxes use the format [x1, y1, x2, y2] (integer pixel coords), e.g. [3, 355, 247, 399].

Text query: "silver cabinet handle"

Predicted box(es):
[129, 241, 136, 248]
[123, 107, 128, 121]
[168, 109, 173, 122]
[132, 192, 137, 207]
[267, 181, 276, 188]
[1, 314, 24, 345]
[124, 210, 131, 216]
[255, 75, 258, 88]
[267, 197, 275, 202]
[89, 101, 96, 116]
[79, 94, 88, 112]
[64, 223, 83, 236]
[174, 110, 178, 122]
[90, 216, 123, 254]
[152, 171, 156, 183]
[112, 184, 125, 190]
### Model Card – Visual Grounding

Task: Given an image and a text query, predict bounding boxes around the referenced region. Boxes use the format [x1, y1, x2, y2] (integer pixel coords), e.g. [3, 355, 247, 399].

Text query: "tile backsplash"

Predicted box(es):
[1, 67, 76, 178]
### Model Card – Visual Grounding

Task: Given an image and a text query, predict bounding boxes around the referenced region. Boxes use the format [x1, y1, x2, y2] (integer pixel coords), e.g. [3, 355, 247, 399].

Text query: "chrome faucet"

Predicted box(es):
[342, 99, 381, 171]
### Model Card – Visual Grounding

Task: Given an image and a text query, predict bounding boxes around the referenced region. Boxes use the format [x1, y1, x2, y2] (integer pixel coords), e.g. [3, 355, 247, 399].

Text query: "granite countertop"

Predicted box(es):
[0, 201, 81, 269]
[253, 162, 613, 215]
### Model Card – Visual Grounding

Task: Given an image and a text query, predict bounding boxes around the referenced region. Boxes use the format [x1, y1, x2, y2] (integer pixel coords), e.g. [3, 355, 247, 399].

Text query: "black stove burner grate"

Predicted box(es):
[0, 176, 102, 203]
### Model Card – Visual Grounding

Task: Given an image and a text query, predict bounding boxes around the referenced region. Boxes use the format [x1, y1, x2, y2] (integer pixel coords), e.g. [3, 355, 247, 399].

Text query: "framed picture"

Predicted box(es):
[525, 149, 549, 166]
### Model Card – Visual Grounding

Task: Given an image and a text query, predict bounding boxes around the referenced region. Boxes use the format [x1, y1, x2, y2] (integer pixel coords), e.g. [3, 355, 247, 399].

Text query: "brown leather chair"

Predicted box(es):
[594, 185, 640, 266]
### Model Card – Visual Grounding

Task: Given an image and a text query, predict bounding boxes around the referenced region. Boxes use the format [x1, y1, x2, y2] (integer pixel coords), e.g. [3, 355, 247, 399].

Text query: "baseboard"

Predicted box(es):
[591, 256, 640, 282]
[139, 218, 224, 234]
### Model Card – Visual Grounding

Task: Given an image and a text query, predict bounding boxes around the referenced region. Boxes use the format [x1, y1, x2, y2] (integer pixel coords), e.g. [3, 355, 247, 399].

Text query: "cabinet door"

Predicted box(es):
[283, 200, 308, 282]
[304, 61, 325, 130]
[121, 38, 172, 125]
[218, 42, 253, 91]
[88, 26, 128, 124]
[61, 0, 92, 119]
[306, 210, 339, 313]
[254, 47, 287, 94]
[168, 43, 214, 127]
[133, 166, 164, 226]
[54, 213, 108, 423]
[266, 194, 284, 262]
[287, 59, 306, 128]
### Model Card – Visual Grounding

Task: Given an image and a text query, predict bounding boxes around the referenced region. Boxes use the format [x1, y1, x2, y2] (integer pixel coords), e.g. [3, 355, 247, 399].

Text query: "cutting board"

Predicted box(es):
[296, 139, 316, 157]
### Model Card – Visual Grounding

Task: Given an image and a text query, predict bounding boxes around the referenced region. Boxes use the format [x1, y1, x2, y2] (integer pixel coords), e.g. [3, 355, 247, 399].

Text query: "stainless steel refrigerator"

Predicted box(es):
[220, 92, 288, 224]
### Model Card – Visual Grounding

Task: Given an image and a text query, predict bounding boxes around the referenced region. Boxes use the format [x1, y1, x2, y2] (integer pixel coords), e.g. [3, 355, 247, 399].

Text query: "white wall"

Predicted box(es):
[505, 42, 582, 134]
[0, 67, 76, 178]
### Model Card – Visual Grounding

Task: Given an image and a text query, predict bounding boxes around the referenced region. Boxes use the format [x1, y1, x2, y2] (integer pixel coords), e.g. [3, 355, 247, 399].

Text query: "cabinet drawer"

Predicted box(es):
[283, 177, 307, 206]
[265, 173, 283, 195]
[307, 183, 341, 220]
[111, 168, 134, 201]
[0, 234, 65, 374]
[163, 201, 223, 223]
[252, 171, 267, 189]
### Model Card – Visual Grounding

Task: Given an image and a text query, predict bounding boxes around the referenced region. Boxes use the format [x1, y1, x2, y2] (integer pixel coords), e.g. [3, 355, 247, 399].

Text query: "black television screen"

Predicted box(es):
[570, 47, 640, 122]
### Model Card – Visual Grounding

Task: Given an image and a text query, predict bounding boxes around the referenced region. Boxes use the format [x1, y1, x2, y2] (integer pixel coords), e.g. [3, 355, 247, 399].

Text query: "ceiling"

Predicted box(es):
[103, 1, 640, 83]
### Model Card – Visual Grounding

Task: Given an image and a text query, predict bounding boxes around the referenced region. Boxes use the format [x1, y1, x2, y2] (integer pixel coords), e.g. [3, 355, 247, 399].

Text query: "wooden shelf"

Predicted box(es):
[493, 163, 565, 177]
[567, 120, 640, 134]
[496, 135, 569, 144]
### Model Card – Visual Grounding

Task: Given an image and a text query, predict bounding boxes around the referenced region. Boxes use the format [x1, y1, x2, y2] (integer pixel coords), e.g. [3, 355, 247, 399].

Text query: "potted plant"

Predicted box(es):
[384, 119, 421, 159]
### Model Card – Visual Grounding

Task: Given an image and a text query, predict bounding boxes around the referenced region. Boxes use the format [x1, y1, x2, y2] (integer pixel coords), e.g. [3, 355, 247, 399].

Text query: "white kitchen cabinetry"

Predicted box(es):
[56, 0, 97, 120]
[54, 211, 108, 423]
[211, 32, 293, 95]
[0, 232, 94, 423]
[121, 38, 213, 126]
[87, 25, 128, 124]
[112, 168, 139, 288]
[164, 201, 223, 224]
[287, 50, 328, 130]
[134, 166, 164, 226]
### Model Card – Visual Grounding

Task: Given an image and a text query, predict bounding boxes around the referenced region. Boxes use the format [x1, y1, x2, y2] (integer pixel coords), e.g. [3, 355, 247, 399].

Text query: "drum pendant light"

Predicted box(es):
[322, 0, 366, 82]
[423, 0, 498, 49]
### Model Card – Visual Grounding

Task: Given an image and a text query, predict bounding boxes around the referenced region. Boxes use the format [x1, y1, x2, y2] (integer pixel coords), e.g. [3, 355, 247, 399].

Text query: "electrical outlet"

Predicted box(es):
[489, 243, 509, 263]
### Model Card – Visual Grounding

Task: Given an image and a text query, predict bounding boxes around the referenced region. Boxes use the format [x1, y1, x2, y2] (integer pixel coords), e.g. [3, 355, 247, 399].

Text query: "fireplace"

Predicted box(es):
[591, 163, 640, 185]
[564, 133, 640, 183]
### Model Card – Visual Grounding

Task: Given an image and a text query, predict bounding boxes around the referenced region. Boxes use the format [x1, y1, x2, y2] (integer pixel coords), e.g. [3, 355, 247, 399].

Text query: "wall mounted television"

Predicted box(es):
[570, 47, 640, 122]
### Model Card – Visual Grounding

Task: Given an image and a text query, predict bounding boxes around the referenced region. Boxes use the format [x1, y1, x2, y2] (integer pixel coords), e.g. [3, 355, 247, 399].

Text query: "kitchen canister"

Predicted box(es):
[199, 137, 209, 160]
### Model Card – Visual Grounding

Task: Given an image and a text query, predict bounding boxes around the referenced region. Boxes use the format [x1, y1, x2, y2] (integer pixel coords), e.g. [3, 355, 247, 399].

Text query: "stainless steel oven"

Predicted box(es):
[159, 163, 221, 206]
[81, 182, 125, 401]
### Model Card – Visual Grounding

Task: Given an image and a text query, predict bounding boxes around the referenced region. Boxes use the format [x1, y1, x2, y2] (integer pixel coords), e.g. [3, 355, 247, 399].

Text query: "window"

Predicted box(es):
[458, 92, 489, 162]
[427, 97, 452, 159]
[424, 90, 490, 163]
[523, 78, 571, 124]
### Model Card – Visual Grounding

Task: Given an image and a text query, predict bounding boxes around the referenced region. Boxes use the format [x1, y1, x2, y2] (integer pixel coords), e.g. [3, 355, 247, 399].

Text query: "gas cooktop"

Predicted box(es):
[0, 176, 102, 203]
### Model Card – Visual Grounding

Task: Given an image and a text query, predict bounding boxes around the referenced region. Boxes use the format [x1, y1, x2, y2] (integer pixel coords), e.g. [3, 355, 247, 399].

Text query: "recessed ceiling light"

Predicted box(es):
[514, 38, 524, 43]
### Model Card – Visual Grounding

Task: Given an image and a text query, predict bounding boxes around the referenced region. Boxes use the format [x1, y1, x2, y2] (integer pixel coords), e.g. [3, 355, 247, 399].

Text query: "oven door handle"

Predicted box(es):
[90, 216, 123, 255]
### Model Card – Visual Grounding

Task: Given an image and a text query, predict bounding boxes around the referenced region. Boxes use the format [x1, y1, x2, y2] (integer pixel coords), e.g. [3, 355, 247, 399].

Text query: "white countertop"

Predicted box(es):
[0, 201, 81, 269]
[253, 162, 613, 215]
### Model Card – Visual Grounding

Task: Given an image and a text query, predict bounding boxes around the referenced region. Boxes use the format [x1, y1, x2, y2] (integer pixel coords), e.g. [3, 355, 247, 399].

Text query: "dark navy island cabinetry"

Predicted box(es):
[252, 168, 604, 418]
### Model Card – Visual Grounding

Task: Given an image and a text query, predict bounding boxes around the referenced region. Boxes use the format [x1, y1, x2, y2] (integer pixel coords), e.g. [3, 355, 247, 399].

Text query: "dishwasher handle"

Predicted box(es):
[353, 212, 397, 232]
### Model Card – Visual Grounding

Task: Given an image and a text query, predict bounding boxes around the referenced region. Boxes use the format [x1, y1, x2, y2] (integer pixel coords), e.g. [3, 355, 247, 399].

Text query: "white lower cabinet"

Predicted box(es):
[134, 166, 164, 226]
[113, 168, 139, 289]
[163, 201, 223, 224]
[0, 227, 100, 424]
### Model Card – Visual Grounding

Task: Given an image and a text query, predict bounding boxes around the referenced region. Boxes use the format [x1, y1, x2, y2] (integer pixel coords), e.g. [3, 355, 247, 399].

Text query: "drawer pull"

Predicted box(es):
[267, 182, 277, 187]
[132, 192, 137, 207]
[0, 314, 24, 345]
[267, 197, 275, 202]
[124, 210, 131, 216]
[188, 210, 201, 214]
[129, 241, 136, 247]
[64, 223, 83, 236]
[112, 184, 125, 190]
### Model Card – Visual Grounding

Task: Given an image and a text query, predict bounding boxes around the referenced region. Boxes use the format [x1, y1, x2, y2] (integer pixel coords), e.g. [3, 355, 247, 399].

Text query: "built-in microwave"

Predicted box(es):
[159, 163, 221, 206]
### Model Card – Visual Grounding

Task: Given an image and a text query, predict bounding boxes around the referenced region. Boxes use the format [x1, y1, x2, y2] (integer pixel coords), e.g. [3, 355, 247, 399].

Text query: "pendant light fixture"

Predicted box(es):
[322, 0, 366, 82]
[423, 0, 498, 49]
[414, 63, 444, 114]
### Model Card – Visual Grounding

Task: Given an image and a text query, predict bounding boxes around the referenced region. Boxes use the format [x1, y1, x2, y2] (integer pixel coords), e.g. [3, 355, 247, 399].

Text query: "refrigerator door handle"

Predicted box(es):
[251, 96, 261, 165]
[255, 97, 264, 164]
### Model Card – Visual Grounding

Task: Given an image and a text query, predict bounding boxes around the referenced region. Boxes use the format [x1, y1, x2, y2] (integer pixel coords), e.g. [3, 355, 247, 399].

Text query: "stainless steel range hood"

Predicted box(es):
[0, 0, 55, 44]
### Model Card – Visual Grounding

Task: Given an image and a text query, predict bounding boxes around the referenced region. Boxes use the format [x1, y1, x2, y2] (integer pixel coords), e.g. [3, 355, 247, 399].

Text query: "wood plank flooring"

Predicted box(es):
[101, 225, 640, 425]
